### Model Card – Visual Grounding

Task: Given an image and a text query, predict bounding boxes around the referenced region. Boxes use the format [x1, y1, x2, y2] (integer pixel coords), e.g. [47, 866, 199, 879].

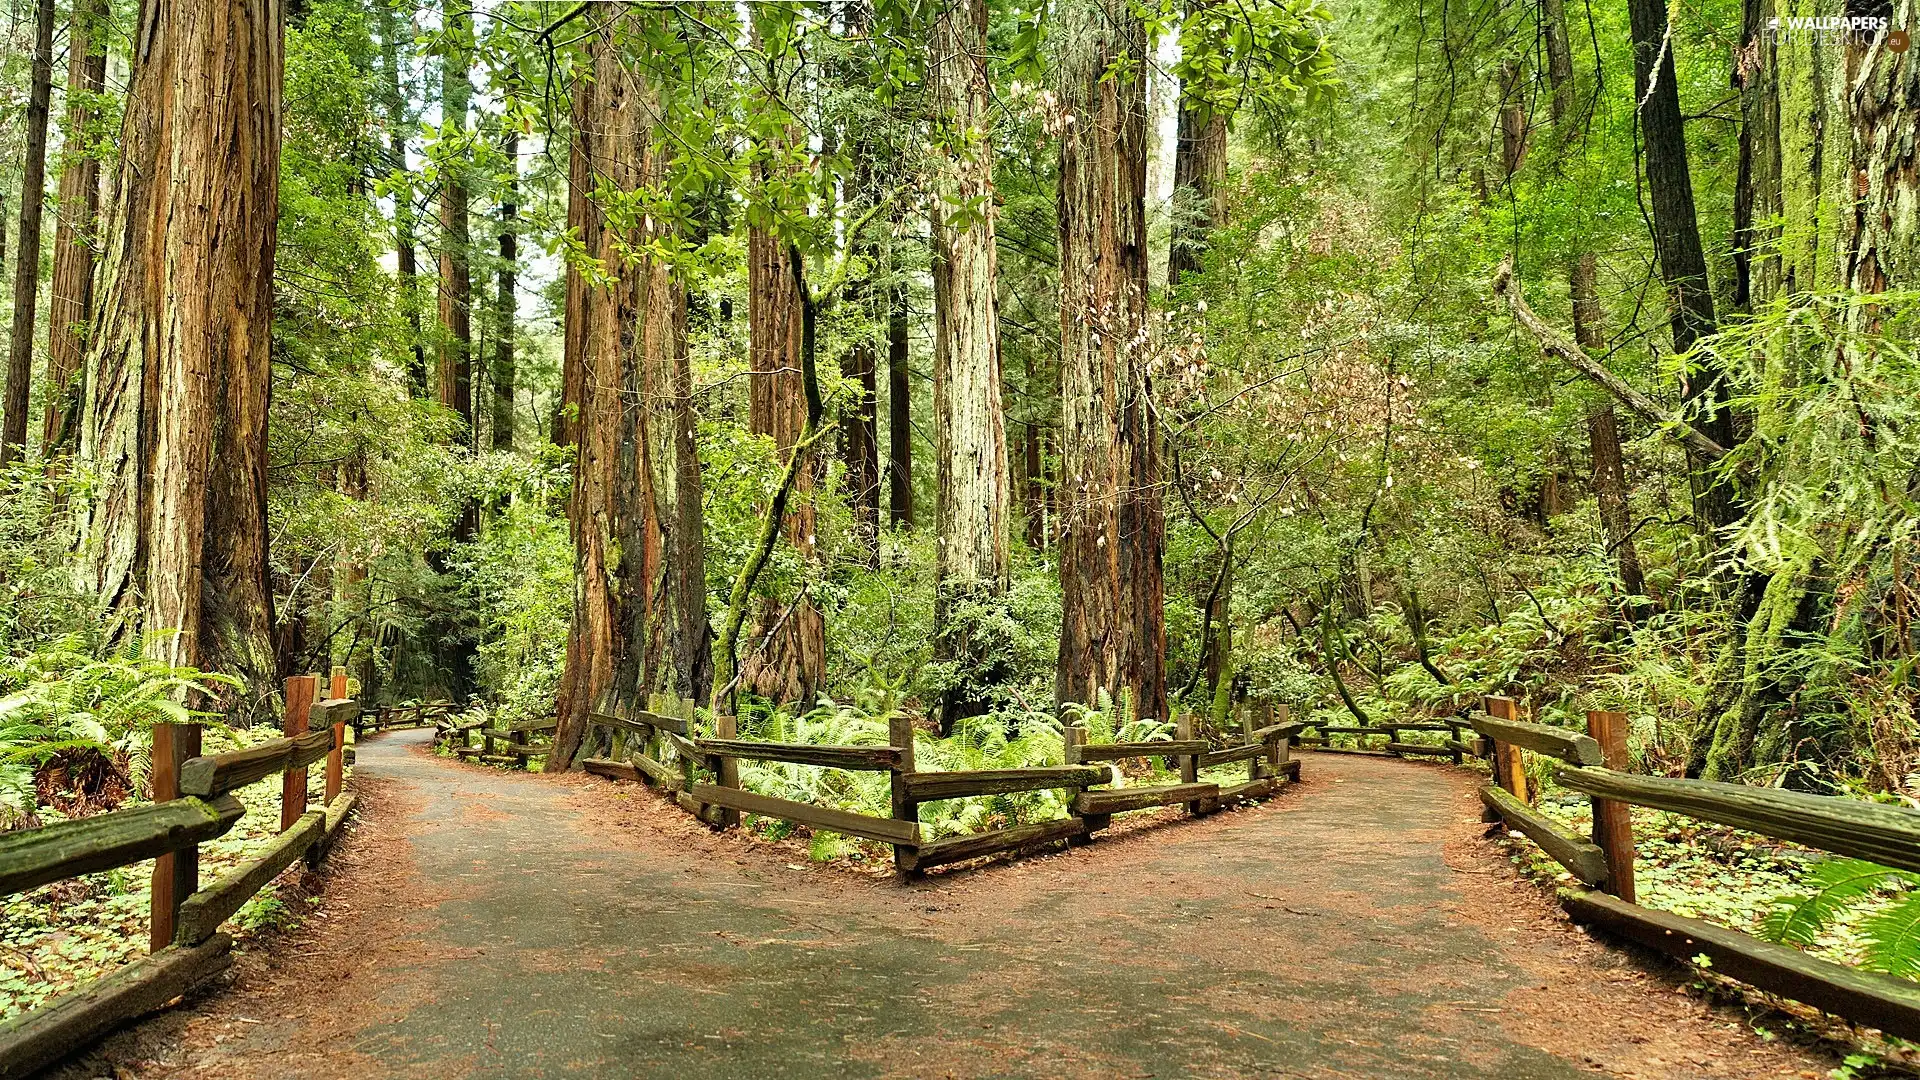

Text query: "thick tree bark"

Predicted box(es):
[492, 126, 517, 451]
[929, 0, 1011, 726]
[742, 225, 826, 703]
[1627, 0, 1739, 530]
[840, 88, 881, 563]
[41, 0, 107, 455]
[886, 277, 913, 528]
[3, 0, 56, 464]
[74, 0, 283, 711]
[552, 7, 709, 767]
[1842, 0, 1918, 300]
[377, 0, 427, 396]
[554, 11, 641, 768]
[1053, 0, 1167, 722]
[430, 3, 476, 699]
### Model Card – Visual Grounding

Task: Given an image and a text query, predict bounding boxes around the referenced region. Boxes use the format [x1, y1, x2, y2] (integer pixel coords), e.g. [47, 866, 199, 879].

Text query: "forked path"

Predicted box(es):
[63, 729, 1836, 1080]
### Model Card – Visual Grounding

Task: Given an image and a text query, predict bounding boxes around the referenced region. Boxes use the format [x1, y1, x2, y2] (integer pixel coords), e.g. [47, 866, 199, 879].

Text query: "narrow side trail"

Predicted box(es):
[63, 730, 1837, 1079]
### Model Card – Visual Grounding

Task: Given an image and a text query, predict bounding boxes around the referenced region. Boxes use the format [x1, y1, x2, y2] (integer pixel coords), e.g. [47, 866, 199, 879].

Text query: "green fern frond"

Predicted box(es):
[1760, 859, 1915, 946]
[1859, 892, 1920, 980]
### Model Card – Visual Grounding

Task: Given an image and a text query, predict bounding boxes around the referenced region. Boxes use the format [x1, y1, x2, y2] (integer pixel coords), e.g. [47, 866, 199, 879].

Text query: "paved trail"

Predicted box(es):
[67, 729, 1838, 1080]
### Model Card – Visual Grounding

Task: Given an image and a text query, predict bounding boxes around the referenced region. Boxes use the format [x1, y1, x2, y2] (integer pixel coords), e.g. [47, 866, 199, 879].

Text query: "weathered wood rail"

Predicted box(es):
[1361, 692, 1920, 1042]
[0, 669, 363, 1079]
[573, 695, 1303, 877]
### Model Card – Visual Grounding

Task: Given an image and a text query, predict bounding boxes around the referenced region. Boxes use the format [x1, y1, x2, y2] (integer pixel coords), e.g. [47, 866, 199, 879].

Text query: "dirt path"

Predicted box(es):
[59, 729, 1841, 1080]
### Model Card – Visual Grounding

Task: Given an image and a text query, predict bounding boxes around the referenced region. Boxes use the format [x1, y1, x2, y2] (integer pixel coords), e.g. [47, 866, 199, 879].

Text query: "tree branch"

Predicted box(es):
[1492, 258, 1729, 463]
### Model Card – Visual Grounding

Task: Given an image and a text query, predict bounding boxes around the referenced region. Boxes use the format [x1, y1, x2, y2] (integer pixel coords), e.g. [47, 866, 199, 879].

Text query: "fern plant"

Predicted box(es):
[1759, 858, 1920, 978]
[0, 633, 238, 820]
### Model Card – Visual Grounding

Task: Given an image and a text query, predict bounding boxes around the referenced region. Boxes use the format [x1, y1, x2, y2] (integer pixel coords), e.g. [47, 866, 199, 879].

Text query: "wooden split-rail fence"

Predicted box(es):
[0, 669, 363, 1080]
[1314, 693, 1920, 1043]
[577, 695, 1305, 875]
[436, 713, 556, 765]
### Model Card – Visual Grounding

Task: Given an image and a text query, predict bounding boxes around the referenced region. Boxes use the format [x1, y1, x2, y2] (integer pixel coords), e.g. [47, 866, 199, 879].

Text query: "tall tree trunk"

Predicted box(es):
[42, 0, 107, 455]
[551, 7, 709, 767]
[437, 7, 474, 441]
[1499, 58, 1530, 178]
[886, 277, 913, 528]
[930, 0, 1011, 726]
[1054, 0, 1166, 722]
[431, 3, 476, 699]
[378, 1, 427, 396]
[740, 43, 825, 705]
[1732, 0, 1781, 310]
[75, 0, 282, 711]
[1023, 415, 1046, 548]
[1626, 0, 1738, 531]
[3, 0, 56, 464]
[492, 125, 517, 451]
[554, 8, 642, 768]
[1168, 70, 1227, 286]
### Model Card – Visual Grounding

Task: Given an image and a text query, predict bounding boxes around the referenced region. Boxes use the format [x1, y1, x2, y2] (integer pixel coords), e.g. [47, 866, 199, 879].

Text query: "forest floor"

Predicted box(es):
[48, 729, 1858, 1080]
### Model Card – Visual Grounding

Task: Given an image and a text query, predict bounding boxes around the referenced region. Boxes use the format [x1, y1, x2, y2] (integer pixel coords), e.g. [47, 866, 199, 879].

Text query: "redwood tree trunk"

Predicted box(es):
[432, 4, 476, 698]
[74, 0, 282, 710]
[551, 8, 708, 765]
[930, 0, 1012, 726]
[554, 11, 641, 768]
[42, 0, 107, 455]
[3, 0, 55, 464]
[1842, 0, 1918, 300]
[1054, 0, 1166, 722]
[1574, 258, 1647, 600]
[841, 334, 880, 561]
[437, 7, 474, 440]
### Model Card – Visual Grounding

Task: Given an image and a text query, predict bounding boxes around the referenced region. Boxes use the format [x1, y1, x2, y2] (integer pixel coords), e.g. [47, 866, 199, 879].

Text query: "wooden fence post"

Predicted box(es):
[148, 722, 201, 952]
[282, 676, 317, 832]
[1239, 703, 1264, 782]
[1485, 695, 1529, 803]
[323, 668, 349, 804]
[1269, 703, 1291, 776]
[1587, 710, 1636, 902]
[889, 712, 917, 876]
[1176, 713, 1204, 814]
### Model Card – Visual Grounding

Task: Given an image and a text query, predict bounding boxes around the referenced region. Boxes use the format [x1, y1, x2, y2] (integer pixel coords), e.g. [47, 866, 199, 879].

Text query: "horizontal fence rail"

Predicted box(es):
[1438, 692, 1920, 1043]
[0, 669, 363, 1080]
[571, 695, 1304, 878]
